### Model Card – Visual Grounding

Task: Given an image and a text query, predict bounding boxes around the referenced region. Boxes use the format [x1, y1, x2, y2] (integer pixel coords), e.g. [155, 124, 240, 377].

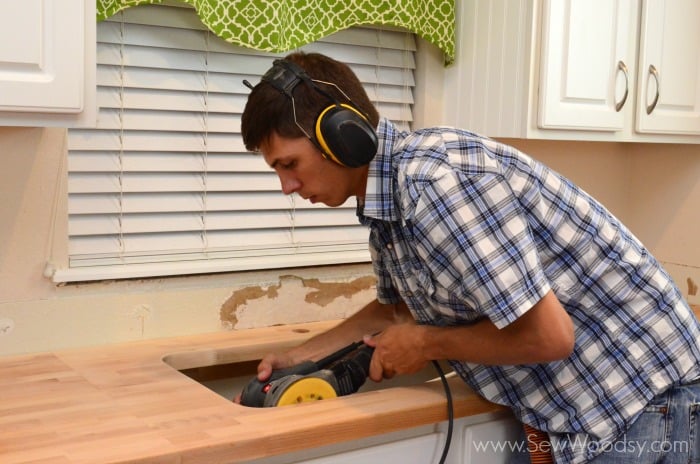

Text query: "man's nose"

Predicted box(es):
[279, 174, 301, 195]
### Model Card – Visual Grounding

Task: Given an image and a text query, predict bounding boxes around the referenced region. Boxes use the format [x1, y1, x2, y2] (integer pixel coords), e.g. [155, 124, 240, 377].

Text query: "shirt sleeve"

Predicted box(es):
[411, 170, 551, 328]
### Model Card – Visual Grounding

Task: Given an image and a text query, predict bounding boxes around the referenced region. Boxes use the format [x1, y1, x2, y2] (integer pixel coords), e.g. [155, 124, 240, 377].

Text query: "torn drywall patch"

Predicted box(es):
[301, 276, 376, 306]
[219, 283, 281, 328]
[220, 274, 376, 329]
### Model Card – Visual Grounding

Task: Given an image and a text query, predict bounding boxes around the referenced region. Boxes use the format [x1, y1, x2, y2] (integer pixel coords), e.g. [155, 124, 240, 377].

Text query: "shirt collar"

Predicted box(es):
[360, 118, 403, 222]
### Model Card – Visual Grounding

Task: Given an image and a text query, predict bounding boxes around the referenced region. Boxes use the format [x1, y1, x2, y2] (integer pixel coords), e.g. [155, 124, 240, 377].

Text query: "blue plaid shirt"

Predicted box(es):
[358, 119, 700, 464]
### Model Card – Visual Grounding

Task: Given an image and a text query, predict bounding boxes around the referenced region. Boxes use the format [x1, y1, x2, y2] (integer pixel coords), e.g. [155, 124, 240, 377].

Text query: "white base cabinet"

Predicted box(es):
[245, 412, 521, 464]
[444, 0, 700, 143]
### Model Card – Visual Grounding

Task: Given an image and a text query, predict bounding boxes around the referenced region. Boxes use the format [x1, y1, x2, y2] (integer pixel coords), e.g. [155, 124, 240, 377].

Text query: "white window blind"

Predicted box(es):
[58, 3, 415, 283]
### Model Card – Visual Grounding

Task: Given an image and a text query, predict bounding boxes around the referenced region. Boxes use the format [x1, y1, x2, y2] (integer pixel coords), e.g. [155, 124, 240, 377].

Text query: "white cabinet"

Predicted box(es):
[636, 0, 700, 135]
[537, 0, 636, 132]
[245, 412, 521, 464]
[0, 0, 96, 127]
[290, 432, 447, 464]
[444, 0, 700, 143]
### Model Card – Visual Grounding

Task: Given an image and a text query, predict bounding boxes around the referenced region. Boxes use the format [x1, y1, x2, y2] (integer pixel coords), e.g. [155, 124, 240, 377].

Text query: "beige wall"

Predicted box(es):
[1, 127, 67, 302]
[504, 138, 700, 302]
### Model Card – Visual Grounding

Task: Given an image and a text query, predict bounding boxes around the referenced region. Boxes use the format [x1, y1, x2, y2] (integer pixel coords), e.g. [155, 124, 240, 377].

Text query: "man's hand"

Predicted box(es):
[363, 324, 429, 382]
[362, 290, 574, 382]
[233, 351, 297, 404]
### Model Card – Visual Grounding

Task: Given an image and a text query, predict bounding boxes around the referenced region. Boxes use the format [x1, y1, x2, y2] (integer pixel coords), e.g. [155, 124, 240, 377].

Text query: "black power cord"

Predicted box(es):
[432, 360, 454, 464]
[240, 340, 455, 463]
[330, 343, 454, 464]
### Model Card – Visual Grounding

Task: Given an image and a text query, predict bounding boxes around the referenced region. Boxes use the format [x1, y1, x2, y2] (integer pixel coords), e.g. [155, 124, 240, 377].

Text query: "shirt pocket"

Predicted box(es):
[412, 264, 435, 298]
[401, 262, 437, 323]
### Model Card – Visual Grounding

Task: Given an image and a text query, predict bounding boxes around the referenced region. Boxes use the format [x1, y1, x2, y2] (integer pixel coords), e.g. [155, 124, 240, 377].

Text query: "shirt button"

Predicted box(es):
[386, 243, 393, 250]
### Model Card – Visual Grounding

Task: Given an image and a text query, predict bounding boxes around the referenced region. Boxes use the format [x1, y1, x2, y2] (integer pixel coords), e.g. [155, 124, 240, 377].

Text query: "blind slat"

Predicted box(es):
[97, 87, 250, 113]
[96, 62, 413, 96]
[68, 172, 281, 193]
[68, 132, 248, 152]
[68, 152, 266, 173]
[68, 192, 350, 214]
[69, 208, 361, 236]
[68, 227, 369, 257]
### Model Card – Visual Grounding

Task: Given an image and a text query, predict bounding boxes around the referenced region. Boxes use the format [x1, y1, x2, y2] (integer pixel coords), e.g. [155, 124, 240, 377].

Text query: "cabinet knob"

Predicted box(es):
[615, 60, 629, 112]
[646, 65, 660, 115]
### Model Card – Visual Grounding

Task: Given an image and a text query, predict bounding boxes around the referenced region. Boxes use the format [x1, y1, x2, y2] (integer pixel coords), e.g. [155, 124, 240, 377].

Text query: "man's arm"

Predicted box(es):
[365, 290, 575, 381]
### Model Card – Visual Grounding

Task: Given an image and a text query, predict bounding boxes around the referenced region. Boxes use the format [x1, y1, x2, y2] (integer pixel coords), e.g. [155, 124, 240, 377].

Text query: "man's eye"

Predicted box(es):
[281, 161, 296, 169]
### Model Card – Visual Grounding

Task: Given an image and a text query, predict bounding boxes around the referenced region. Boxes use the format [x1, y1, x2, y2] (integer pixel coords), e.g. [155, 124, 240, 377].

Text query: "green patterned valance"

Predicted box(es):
[96, 0, 455, 64]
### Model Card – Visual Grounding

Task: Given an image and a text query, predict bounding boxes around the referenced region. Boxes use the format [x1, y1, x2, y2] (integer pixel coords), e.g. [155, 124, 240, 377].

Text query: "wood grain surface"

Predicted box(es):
[0, 320, 502, 464]
[1, 305, 698, 464]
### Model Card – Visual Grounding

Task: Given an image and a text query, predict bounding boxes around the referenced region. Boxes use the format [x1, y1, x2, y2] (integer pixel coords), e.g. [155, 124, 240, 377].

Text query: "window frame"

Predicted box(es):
[54, 3, 417, 283]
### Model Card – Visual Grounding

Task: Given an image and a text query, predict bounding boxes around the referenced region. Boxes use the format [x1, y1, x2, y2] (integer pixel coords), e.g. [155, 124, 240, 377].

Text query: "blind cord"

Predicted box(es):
[42, 131, 68, 280]
[201, 28, 210, 252]
[117, 11, 126, 258]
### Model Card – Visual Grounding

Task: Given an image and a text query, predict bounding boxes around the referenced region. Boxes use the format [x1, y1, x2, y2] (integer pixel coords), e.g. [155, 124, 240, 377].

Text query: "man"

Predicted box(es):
[240, 52, 700, 463]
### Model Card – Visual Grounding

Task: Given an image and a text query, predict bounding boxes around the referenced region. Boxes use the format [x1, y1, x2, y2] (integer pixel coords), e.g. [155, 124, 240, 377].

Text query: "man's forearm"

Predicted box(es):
[367, 290, 575, 380]
[418, 290, 574, 366]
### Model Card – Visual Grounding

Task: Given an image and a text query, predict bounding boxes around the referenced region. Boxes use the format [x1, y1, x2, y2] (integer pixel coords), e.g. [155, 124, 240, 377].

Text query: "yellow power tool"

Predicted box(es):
[238, 341, 374, 407]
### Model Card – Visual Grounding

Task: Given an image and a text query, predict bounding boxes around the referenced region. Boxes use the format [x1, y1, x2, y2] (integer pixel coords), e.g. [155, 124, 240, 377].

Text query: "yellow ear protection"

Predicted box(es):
[259, 59, 378, 168]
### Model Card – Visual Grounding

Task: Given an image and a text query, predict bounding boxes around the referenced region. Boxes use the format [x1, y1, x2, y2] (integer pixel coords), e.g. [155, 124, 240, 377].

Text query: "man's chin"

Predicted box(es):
[315, 198, 342, 207]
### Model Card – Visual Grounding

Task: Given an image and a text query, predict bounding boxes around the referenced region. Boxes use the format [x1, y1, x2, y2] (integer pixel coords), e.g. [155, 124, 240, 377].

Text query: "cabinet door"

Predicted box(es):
[291, 433, 445, 464]
[461, 417, 523, 463]
[538, 0, 635, 131]
[636, 0, 700, 135]
[0, 0, 83, 112]
[0, 0, 95, 127]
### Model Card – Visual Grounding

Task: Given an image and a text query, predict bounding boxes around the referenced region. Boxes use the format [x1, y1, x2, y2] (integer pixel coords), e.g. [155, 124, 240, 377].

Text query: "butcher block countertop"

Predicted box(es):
[2, 304, 698, 464]
[0, 320, 504, 464]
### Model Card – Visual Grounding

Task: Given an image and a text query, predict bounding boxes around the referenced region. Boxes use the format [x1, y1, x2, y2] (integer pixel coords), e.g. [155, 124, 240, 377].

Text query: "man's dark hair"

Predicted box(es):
[241, 52, 379, 152]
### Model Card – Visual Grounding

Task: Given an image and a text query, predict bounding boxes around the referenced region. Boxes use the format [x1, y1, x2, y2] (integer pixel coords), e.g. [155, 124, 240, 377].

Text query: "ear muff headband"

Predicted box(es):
[259, 59, 378, 168]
